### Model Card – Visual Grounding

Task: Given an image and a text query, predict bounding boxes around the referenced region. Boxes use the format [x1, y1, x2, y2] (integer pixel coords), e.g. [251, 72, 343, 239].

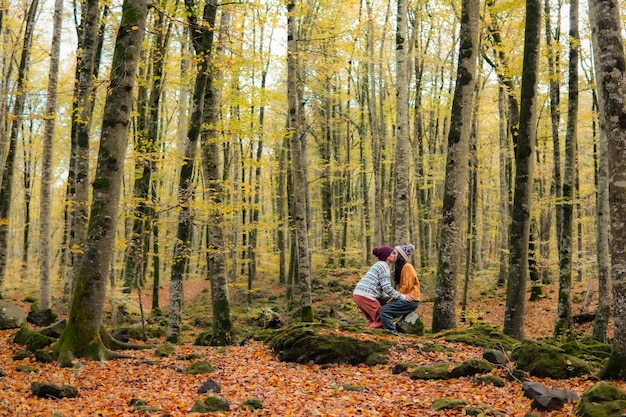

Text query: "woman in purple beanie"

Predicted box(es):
[352, 246, 415, 329]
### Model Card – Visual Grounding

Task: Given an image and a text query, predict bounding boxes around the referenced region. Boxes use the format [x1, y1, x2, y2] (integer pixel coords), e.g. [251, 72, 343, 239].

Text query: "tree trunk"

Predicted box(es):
[287, 0, 313, 322]
[504, 0, 541, 339]
[497, 85, 510, 287]
[166, 0, 217, 343]
[201, 3, 233, 345]
[589, 0, 626, 379]
[123, 3, 170, 296]
[56, 0, 147, 365]
[431, 0, 479, 332]
[555, 0, 578, 336]
[0, 0, 38, 296]
[594, 125, 610, 342]
[39, 0, 64, 310]
[393, 0, 410, 244]
[544, 0, 561, 286]
[63, 0, 106, 300]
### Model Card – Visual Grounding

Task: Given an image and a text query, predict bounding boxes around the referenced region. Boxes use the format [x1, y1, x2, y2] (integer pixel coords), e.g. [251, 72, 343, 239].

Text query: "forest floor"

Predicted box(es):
[0, 267, 623, 416]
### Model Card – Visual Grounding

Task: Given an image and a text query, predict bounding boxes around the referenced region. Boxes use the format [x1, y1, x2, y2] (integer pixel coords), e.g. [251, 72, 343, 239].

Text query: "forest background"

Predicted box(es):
[0, 0, 625, 367]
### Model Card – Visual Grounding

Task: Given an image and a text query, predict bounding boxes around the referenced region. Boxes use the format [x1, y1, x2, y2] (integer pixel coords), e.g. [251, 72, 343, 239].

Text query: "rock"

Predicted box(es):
[0, 301, 26, 329]
[396, 311, 424, 335]
[511, 340, 590, 378]
[241, 397, 263, 411]
[483, 349, 507, 366]
[112, 328, 130, 343]
[190, 395, 229, 413]
[26, 309, 58, 327]
[197, 378, 221, 393]
[522, 381, 579, 412]
[31, 382, 78, 399]
[577, 381, 626, 417]
[410, 363, 452, 380]
[449, 359, 492, 378]
[522, 381, 549, 399]
[267, 323, 393, 366]
[184, 360, 214, 374]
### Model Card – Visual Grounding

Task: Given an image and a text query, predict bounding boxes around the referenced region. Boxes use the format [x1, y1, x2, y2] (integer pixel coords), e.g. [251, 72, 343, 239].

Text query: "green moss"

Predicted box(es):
[598, 352, 626, 380]
[511, 340, 590, 378]
[154, 342, 175, 357]
[440, 324, 519, 350]
[410, 363, 452, 380]
[184, 360, 214, 374]
[267, 323, 392, 365]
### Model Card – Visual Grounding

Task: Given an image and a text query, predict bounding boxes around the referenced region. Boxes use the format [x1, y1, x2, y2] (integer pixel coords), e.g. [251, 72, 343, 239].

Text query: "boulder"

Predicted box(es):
[31, 382, 78, 399]
[396, 311, 424, 335]
[511, 340, 590, 378]
[577, 382, 626, 417]
[0, 301, 26, 329]
[26, 309, 57, 327]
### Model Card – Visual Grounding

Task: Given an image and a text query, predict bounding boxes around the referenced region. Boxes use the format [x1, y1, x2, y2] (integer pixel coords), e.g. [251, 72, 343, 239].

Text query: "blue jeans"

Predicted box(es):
[379, 300, 419, 331]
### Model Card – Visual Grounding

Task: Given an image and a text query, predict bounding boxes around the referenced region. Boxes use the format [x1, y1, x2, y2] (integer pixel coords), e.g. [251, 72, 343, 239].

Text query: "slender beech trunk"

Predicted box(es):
[594, 126, 610, 342]
[589, 0, 626, 379]
[431, 0, 479, 332]
[393, 0, 410, 244]
[62, 0, 106, 300]
[504, 0, 541, 339]
[287, 0, 313, 321]
[201, 3, 232, 345]
[166, 0, 216, 342]
[555, 0, 578, 336]
[0, 0, 38, 295]
[544, 0, 561, 285]
[39, 0, 64, 310]
[56, 0, 148, 365]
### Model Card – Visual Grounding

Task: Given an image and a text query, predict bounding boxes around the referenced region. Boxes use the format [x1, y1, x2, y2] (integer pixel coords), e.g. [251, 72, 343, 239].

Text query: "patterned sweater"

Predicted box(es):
[353, 261, 405, 301]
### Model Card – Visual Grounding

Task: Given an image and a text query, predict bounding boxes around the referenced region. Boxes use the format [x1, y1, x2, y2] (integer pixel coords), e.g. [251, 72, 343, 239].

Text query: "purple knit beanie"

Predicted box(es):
[373, 246, 394, 261]
[395, 244, 415, 261]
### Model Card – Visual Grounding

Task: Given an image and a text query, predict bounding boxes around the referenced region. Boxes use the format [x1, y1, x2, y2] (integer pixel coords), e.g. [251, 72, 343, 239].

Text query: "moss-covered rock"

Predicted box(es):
[396, 311, 424, 335]
[431, 397, 468, 411]
[576, 382, 626, 417]
[511, 340, 590, 378]
[449, 359, 492, 378]
[184, 360, 214, 374]
[410, 363, 452, 380]
[474, 374, 505, 387]
[561, 340, 610, 366]
[31, 382, 78, 399]
[483, 349, 507, 366]
[190, 395, 230, 412]
[154, 342, 175, 357]
[241, 397, 263, 410]
[267, 323, 393, 365]
[439, 324, 519, 351]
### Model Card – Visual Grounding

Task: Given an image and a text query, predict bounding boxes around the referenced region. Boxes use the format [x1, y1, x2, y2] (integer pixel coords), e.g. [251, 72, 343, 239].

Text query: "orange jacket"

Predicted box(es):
[395, 263, 421, 301]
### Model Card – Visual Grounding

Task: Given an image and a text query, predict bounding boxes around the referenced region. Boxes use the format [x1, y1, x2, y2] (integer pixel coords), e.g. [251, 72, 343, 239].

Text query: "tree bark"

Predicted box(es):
[63, 0, 107, 300]
[0, 0, 38, 296]
[287, 0, 313, 322]
[393, 0, 410, 244]
[201, 3, 233, 345]
[555, 0, 578, 336]
[504, 0, 541, 339]
[166, 0, 217, 343]
[589, 0, 626, 379]
[431, 0, 479, 332]
[56, 0, 148, 365]
[39, 0, 64, 310]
